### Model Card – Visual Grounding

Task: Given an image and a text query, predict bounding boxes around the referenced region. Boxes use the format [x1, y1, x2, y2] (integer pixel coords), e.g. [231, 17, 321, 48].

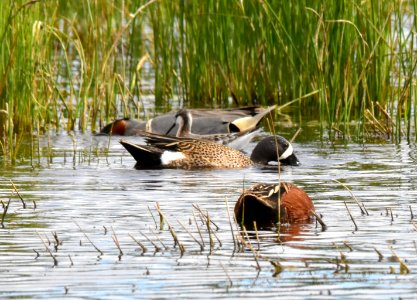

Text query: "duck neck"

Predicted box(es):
[176, 110, 193, 137]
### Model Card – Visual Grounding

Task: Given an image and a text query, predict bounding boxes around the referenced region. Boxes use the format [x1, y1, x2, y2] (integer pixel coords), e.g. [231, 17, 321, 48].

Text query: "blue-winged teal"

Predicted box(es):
[119, 132, 299, 169]
[100, 105, 276, 136]
[167, 108, 259, 146]
[234, 182, 315, 227]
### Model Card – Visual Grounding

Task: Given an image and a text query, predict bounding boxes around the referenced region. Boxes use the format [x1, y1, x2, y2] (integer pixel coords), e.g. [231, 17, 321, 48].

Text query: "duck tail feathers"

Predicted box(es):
[119, 139, 163, 168]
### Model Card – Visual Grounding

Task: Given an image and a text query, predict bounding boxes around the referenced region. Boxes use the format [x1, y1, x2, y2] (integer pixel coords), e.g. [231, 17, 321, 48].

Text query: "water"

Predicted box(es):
[1, 130, 417, 299]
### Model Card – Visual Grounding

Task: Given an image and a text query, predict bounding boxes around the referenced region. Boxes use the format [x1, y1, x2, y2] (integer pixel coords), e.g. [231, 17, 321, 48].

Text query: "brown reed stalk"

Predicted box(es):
[389, 246, 411, 274]
[192, 204, 219, 231]
[147, 205, 158, 229]
[224, 197, 237, 251]
[148, 228, 169, 250]
[10, 180, 25, 208]
[1, 198, 10, 228]
[206, 214, 215, 253]
[68, 254, 74, 267]
[128, 233, 147, 253]
[374, 247, 384, 261]
[74, 221, 103, 255]
[311, 210, 327, 231]
[37, 231, 58, 266]
[155, 202, 164, 230]
[344, 201, 358, 231]
[242, 226, 261, 271]
[154, 205, 185, 253]
[192, 210, 205, 248]
[139, 230, 161, 252]
[177, 220, 204, 251]
[111, 226, 124, 257]
[334, 179, 367, 215]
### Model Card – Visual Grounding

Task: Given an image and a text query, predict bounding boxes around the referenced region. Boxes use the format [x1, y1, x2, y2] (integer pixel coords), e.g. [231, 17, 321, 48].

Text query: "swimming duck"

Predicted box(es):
[234, 182, 315, 227]
[119, 132, 299, 169]
[100, 105, 276, 136]
[167, 108, 259, 146]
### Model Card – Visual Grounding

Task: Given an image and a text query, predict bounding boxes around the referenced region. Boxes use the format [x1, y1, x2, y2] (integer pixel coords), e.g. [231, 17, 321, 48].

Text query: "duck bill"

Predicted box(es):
[281, 153, 300, 166]
[165, 122, 177, 135]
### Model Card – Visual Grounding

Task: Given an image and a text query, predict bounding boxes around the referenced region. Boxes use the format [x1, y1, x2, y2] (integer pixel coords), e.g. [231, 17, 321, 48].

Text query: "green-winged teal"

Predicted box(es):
[100, 105, 276, 136]
[234, 182, 315, 227]
[119, 131, 299, 169]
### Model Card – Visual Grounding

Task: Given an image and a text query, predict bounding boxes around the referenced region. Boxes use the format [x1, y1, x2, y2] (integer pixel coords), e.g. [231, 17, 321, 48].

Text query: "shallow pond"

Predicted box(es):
[1, 127, 417, 299]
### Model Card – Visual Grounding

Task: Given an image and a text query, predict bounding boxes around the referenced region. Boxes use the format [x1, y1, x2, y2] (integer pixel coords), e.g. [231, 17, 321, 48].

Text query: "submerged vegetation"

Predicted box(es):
[1, 0, 417, 161]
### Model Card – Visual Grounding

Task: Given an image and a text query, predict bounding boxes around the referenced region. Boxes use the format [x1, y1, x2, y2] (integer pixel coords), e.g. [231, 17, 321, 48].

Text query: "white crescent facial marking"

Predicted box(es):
[279, 143, 293, 160]
[161, 151, 186, 165]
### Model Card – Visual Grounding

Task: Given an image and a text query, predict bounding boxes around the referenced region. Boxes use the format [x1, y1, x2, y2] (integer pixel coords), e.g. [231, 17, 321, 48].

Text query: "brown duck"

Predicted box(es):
[234, 182, 315, 227]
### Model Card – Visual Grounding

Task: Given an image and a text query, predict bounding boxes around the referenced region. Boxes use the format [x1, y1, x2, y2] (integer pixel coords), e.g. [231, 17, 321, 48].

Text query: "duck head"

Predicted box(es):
[99, 118, 145, 136]
[250, 135, 300, 166]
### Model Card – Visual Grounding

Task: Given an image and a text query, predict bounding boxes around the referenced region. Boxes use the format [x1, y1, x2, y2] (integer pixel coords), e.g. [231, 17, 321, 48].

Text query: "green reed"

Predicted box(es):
[1, 0, 417, 163]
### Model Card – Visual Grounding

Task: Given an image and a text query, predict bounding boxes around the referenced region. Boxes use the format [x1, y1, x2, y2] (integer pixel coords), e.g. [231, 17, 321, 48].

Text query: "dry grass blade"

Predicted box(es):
[192, 204, 219, 231]
[154, 205, 185, 253]
[147, 205, 158, 229]
[177, 220, 204, 251]
[242, 226, 261, 271]
[10, 180, 26, 209]
[192, 210, 205, 247]
[290, 127, 302, 143]
[225, 197, 238, 251]
[148, 227, 169, 250]
[52, 231, 61, 251]
[311, 210, 327, 231]
[374, 247, 384, 261]
[128, 234, 147, 253]
[111, 226, 124, 257]
[333, 179, 367, 215]
[389, 247, 411, 274]
[36, 231, 58, 266]
[68, 254, 74, 267]
[139, 230, 161, 252]
[1, 198, 11, 228]
[156, 202, 164, 230]
[206, 214, 215, 253]
[74, 221, 103, 255]
[344, 201, 358, 231]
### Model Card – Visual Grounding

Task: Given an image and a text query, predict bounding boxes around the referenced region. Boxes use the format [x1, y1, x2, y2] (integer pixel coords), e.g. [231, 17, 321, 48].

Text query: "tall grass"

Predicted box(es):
[1, 0, 416, 163]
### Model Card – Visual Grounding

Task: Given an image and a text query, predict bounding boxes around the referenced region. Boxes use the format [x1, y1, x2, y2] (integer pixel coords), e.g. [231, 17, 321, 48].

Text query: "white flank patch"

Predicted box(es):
[161, 151, 186, 165]
[279, 143, 293, 160]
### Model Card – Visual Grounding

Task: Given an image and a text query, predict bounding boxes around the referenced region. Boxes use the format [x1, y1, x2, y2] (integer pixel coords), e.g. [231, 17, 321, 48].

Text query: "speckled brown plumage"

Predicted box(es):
[120, 130, 299, 169]
[157, 139, 253, 169]
[234, 182, 314, 227]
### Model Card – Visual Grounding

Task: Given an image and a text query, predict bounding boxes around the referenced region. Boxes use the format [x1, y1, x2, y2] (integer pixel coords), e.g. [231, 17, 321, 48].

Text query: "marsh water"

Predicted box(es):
[1, 123, 417, 299]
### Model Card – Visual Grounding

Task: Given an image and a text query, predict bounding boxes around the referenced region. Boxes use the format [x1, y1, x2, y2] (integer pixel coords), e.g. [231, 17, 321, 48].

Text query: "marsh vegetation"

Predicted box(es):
[1, 0, 417, 163]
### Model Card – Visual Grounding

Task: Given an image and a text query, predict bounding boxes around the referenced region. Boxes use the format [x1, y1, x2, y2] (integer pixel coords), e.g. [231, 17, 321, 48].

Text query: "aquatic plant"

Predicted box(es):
[1, 0, 417, 162]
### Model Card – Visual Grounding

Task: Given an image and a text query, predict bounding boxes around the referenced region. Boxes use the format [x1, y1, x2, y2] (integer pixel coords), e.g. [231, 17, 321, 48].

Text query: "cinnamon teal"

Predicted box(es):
[234, 182, 315, 227]
[100, 105, 276, 136]
[119, 132, 300, 169]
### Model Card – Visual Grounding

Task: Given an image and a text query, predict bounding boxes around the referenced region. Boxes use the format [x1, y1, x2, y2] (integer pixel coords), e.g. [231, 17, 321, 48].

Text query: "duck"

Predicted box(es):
[167, 108, 260, 146]
[119, 131, 300, 169]
[99, 105, 276, 136]
[234, 182, 315, 228]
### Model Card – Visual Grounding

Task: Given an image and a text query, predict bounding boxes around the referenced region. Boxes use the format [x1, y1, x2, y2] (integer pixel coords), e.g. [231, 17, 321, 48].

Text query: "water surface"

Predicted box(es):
[1, 130, 417, 299]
